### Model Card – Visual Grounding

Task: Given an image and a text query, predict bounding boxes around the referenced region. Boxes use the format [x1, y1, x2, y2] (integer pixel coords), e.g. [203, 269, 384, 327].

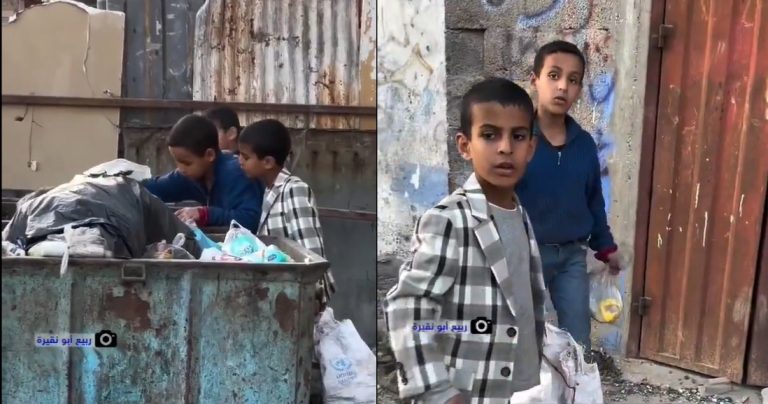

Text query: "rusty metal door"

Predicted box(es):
[746, 197, 768, 386]
[639, 0, 768, 381]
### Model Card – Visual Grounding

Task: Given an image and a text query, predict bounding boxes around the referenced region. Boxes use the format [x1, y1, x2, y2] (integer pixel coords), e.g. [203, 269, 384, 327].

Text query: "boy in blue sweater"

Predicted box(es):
[143, 114, 265, 232]
[517, 40, 622, 350]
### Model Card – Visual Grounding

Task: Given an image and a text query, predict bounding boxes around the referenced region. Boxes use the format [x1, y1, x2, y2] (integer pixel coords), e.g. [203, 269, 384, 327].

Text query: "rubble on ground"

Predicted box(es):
[595, 351, 737, 404]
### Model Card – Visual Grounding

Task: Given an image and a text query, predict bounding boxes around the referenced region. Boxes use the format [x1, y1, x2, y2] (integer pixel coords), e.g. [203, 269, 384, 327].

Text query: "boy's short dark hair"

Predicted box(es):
[167, 114, 220, 156]
[460, 77, 535, 136]
[533, 40, 586, 79]
[203, 106, 241, 133]
[238, 119, 292, 166]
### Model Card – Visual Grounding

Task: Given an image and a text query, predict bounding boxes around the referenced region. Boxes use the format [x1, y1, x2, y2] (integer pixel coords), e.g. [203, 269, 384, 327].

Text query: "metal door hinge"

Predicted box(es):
[658, 24, 674, 48]
[636, 296, 652, 316]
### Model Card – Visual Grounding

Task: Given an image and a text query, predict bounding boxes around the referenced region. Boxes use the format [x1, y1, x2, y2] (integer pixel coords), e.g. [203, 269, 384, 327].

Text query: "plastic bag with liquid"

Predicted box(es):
[589, 269, 623, 324]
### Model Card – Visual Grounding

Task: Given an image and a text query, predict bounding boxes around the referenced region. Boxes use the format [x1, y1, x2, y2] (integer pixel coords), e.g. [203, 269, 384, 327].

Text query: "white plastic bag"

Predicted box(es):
[2, 241, 26, 257]
[222, 220, 267, 257]
[589, 269, 623, 324]
[509, 323, 603, 404]
[27, 225, 111, 277]
[28, 226, 110, 259]
[83, 159, 152, 181]
[315, 308, 376, 403]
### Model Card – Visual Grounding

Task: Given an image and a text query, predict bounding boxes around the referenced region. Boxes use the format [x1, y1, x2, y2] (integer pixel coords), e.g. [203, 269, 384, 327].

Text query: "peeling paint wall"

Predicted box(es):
[358, 0, 376, 130]
[377, 0, 449, 258]
[192, 0, 369, 129]
[443, 0, 650, 355]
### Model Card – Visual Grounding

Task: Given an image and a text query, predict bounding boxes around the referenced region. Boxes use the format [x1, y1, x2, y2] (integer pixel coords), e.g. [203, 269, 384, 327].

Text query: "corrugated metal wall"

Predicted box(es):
[193, 0, 363, 129]
[639, 0, 768, 382]
[100, 0, 206, 128]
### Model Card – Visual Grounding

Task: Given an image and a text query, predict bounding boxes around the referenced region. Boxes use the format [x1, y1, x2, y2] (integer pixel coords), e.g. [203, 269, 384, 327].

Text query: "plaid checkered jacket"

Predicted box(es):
[384, 173, 547, 404]
[257, 169, 335, 303]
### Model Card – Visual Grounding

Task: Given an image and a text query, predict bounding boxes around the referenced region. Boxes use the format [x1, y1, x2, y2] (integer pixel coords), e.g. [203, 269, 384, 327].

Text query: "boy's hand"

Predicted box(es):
[175, 207, 200, 223]
[445, 394, 466, 404]
[606, 251, 623, 275]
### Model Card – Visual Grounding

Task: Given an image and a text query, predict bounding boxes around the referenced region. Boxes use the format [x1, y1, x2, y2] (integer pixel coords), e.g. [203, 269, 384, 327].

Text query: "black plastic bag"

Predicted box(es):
[2, 176, 200, 259]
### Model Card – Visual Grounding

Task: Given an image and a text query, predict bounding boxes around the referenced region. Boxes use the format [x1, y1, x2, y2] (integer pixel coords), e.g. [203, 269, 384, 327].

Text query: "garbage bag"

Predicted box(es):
[222, 220, 266, 257]
[218, 220, 294, 263]
[83, 158, 152, 182]
[510, 323, 603, 404]
[589, 269, 623, 324]
[2, 176, 199, 259]
[315, 308, 376, 403]
[2, 241, 25, 257]
[28, 226, 111, 258]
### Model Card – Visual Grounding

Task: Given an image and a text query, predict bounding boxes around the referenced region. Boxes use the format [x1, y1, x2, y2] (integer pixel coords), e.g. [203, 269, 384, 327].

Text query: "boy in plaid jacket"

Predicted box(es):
[237, 119, 335, 306]
[385, 78, 547, 404]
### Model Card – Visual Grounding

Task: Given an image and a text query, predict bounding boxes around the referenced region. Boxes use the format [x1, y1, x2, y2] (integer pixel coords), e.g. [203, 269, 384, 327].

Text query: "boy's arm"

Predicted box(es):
[384, 208, 461, 400]
[283, 182, 325, 257]
[202, 180, 264, 231]
[586, 144, 618, 260]
[283, 182, 336, 301]
[142, 171, 197, 203]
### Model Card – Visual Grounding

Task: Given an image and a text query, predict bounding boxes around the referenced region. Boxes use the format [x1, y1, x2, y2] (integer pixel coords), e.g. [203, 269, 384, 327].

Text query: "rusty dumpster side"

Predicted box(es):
[1, 237, 327, 403]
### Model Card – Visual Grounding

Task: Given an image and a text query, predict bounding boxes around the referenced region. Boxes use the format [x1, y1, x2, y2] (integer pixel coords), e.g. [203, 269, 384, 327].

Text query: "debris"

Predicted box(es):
[708, 377, 731, 385]
[699, 378, 734, 396]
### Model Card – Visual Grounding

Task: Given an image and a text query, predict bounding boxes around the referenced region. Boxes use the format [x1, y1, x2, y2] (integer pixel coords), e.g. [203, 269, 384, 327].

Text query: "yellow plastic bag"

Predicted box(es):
[589, 269, 623, 324]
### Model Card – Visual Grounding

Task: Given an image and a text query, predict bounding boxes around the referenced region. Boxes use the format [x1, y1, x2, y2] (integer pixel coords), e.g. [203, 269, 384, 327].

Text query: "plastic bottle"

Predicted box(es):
[185, 221, 220, 251]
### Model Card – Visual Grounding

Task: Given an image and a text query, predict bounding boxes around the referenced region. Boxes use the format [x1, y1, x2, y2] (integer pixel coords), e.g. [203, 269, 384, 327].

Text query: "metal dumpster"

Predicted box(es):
[1, 236, 328, 403]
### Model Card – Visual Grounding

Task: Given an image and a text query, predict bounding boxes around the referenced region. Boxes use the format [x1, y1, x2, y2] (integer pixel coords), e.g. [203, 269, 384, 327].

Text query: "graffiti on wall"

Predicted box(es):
[514, 0, 616, 215]
[377, 0, 449, 256]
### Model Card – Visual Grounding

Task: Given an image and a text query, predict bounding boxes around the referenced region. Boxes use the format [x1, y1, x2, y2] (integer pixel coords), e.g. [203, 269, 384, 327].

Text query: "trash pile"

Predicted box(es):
[148, 220, 296, 264]
[2, 162, 196, 260]
[315, 308, 377, 403]
[1, 159, 295, 265]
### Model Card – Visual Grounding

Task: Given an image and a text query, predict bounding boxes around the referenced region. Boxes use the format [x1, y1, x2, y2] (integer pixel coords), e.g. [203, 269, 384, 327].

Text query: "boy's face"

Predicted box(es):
[169, 146, 216, 181]
[216, 125, 238, 151]
[237, 144, 275, 180]
[531, 52, 584, 115]
[457, 102, 536, 191]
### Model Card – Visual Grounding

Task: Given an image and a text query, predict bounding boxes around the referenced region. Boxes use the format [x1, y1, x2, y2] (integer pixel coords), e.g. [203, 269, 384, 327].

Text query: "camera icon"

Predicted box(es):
[470, 317, 493, 334]
[95, 330, 117, 348]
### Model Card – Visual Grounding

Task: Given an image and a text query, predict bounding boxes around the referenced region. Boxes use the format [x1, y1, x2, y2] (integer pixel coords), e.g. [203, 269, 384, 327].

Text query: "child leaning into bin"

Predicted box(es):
[143, 114, 265, 232]
[203, 106, 241, 155]
[384, 78, 546, 404]
[517, 40, 623, 352]
[237, 119, 334, 402]
[236, 118, 335, 308]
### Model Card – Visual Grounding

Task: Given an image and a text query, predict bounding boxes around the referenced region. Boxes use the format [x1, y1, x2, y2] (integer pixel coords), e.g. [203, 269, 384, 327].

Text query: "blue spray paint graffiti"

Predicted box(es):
[588, 72, 617, 215]
[517, 0, 567, 29]
[389, 162, 449, 212]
